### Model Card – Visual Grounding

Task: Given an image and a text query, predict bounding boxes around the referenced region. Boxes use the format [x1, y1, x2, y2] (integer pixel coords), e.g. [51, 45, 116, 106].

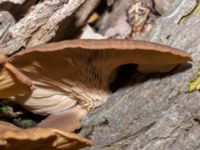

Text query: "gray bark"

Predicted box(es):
[80, 1, 200, 150]
[0, 0, 86, 55]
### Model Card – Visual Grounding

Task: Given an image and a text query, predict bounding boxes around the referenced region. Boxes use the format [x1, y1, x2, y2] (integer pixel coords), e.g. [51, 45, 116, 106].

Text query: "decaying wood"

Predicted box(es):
[80, 0, 200, 150]
[95, 0, 134, 38]
[0, 0, 86, 55]
[0, 11, 15, 37]
[75, 0, 101, 28]
[154, 0, 178, 15]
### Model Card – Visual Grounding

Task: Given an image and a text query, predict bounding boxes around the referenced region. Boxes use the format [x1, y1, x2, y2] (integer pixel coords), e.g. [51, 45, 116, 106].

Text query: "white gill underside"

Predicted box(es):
[16, 81, 110, 115]
[12, 50, 121, 115]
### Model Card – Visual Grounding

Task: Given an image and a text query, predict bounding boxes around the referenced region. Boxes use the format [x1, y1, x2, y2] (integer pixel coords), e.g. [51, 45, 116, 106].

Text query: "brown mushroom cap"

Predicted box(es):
[0, 121, 92, 150]
[0, 39, 192, 116]
[11, 39, 191, 65]
[0, 121, 21, 132]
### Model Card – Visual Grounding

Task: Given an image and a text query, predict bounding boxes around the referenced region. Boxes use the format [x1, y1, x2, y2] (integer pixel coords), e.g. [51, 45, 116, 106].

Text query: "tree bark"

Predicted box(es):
[0, 0, 86, 55]
[80, 0, 200, 149]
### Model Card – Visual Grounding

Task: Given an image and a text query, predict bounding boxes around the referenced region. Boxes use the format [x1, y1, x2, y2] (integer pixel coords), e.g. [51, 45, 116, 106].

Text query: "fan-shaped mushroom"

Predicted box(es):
[0, 121, 92, 150]
[0, 39, 191, 131]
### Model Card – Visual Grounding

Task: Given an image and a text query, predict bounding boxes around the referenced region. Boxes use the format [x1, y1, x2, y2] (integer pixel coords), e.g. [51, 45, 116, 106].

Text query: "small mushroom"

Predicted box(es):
[0, 121, 92, 150]
[0, 39, 191, 132]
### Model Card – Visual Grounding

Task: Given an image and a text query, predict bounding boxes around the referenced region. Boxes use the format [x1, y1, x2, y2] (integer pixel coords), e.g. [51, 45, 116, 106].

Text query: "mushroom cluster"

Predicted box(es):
[0, 39, 191, 149]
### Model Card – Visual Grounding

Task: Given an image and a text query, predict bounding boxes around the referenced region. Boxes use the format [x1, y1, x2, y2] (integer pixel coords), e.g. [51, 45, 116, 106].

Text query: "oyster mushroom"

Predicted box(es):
[0, 121, 92, 150]
[0, 39, 191, 132]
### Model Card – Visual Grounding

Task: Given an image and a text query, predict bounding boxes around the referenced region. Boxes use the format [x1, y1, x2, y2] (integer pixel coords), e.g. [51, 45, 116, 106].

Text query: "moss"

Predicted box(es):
[0, 105, 10, 114]
[0, 99, 45, 128]
[188, 72, 200, 92]
[13, 118, 34, 128]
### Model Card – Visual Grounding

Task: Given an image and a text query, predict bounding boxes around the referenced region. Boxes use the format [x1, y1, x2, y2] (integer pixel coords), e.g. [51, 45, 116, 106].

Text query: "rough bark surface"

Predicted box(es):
[0, 0, 86, 55]
[80, 0, 200, 150]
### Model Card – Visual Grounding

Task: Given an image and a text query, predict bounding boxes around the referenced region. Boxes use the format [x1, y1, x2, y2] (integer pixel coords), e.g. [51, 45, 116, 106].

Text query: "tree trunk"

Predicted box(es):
[80, 0, 200, 149]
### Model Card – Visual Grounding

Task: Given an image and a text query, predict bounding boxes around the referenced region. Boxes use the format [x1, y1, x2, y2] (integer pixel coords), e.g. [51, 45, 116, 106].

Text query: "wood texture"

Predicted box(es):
[0, 0, 86, 55]
[80, 1, 200, 150]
